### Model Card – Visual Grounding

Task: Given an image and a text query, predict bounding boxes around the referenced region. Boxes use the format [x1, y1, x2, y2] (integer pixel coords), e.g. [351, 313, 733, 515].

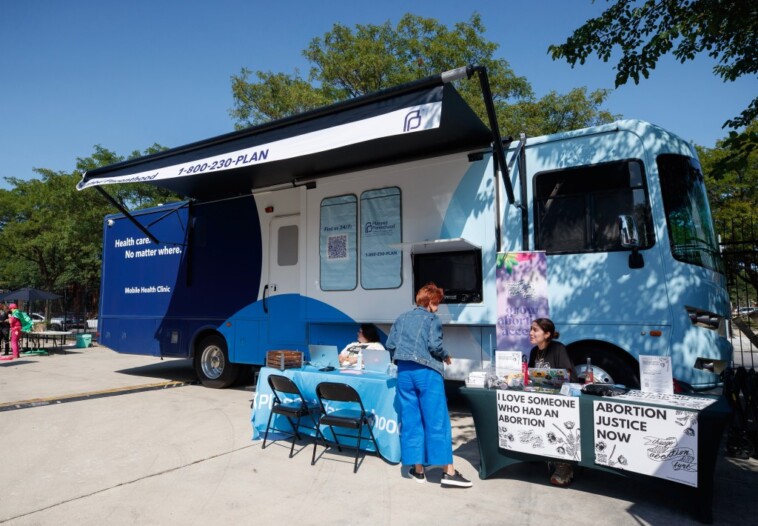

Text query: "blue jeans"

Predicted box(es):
[396, 360, 453, 466]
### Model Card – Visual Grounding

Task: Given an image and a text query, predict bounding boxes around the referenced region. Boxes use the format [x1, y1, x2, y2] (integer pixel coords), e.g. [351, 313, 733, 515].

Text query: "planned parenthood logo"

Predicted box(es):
[403, 110, 422, 132]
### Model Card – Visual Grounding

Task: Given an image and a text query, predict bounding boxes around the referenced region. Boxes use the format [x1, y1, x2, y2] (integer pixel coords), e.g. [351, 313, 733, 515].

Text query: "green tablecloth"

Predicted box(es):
[460, 387, 730, 524]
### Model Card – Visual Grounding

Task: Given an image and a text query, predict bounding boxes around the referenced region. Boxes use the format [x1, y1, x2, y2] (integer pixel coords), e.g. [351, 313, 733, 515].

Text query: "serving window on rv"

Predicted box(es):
[320, 187, 402, 291]
[413, 249, 483, 304]
[657, 154, 724, 274]
[533, 160, 654, 254]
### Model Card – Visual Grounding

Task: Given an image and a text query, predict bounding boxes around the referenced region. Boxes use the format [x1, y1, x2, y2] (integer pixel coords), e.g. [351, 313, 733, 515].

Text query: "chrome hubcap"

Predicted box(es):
[201, 345, 225, 379]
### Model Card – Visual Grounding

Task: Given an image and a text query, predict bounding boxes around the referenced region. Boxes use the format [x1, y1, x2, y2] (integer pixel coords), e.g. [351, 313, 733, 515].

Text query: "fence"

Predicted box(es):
[717, 215, 758, 458]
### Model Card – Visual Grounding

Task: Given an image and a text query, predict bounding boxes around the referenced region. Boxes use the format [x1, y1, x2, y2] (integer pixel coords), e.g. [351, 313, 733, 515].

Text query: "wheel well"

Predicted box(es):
[191, 329, 225, 360]
[567, 339, 640, 384]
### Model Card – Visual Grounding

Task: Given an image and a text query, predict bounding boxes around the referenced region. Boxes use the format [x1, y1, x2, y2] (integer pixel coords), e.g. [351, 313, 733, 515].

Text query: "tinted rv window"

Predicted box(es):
[413, 250, 482, 304]
[360, 187, 402, 289]
[657, 154, 724, 273]
[277, 225, 298, 266]
[534, 160, 653, 254]
[320, 195, 357, 291]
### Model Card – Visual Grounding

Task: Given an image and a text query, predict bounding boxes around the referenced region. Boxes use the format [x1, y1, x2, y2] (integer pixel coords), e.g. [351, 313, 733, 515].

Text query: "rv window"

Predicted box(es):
[277, 225, 298, 266]
[658, 154, 724, 273]
[413, 250, 483, 304]
[320, 195, 357, 291]
[360, 187, 402, 289]
[534, 160, 653, 254]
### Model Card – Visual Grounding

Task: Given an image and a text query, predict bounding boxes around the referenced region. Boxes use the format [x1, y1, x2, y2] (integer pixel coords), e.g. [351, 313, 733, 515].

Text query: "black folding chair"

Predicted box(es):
[311, 381, 380, 473]
[262, 374, 322, 458]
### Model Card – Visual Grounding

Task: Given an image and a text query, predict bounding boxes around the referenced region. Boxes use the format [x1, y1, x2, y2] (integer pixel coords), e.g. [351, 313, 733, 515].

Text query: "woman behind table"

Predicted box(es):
[0, 303, 21, 361]
[528, 317, 575, 487]
[385, 282, 472, 488]
[338, 323, 385, 367]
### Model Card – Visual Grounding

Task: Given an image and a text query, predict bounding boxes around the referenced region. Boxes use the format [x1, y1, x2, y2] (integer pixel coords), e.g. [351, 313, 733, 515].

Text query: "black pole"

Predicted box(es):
[94, 186, 159, 244]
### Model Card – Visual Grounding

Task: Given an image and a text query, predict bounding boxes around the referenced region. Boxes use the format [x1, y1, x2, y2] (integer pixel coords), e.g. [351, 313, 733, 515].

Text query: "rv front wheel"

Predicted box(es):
[194, 335, 240, 389]
[571, 345, 640, 389]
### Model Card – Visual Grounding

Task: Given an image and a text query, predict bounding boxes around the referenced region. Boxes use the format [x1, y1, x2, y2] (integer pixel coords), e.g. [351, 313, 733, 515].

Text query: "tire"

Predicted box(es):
[194, 334, 240, 389]
[570, 343, 640, 388]
[51, 323, 62, 331]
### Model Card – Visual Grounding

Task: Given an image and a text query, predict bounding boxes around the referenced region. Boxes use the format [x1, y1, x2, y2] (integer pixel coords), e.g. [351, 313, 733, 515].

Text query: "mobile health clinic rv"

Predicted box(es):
[78, 65, 731, 390]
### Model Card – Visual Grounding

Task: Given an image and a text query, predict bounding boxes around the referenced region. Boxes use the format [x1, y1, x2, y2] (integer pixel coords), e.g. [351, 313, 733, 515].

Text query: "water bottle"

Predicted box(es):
[522, 355, 529, 387]
[585, 356, 594, 384]
[357, 351, 363, 370]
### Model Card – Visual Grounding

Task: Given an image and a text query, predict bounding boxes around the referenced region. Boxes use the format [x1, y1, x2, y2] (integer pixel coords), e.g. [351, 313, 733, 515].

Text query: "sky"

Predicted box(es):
[1, 0, 755, 190]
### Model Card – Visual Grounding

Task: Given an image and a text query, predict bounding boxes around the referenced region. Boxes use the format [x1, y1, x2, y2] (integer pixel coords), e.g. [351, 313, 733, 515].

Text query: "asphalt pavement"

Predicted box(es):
[1, 343, 757, 525]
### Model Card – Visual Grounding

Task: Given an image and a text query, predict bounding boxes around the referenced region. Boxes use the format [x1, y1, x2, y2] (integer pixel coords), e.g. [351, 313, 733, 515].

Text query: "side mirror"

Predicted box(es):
[618, 215, 644, 269]
[618, 215, 640, 248]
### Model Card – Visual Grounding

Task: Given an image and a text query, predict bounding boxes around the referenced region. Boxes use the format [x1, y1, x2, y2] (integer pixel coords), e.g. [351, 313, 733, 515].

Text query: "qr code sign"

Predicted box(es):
[327, 234, 348, 260]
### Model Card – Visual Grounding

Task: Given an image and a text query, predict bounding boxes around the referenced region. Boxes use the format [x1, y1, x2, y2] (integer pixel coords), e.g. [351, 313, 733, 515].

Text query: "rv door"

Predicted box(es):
[267, 214, 306, 345]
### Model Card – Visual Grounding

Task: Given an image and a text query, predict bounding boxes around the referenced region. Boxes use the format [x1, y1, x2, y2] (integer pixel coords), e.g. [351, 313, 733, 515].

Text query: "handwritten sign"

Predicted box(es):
[497, 391, 581, 461]
[593, 400, 699, 487]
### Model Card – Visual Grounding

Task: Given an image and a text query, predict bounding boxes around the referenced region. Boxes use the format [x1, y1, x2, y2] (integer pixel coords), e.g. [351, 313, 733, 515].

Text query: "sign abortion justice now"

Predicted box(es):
[593, 399, 699, 487]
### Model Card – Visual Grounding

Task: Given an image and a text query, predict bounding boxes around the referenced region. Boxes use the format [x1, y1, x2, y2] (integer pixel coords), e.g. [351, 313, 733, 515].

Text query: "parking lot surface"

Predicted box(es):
[1, 345, 757, 525]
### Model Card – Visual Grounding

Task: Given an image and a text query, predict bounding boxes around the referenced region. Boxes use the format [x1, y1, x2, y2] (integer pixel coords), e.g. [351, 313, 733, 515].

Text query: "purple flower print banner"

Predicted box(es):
[496, 252, 550, 355]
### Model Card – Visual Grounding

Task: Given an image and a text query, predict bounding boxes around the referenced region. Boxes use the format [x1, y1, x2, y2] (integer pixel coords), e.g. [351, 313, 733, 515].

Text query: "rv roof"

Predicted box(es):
[79, 77, 492, 201]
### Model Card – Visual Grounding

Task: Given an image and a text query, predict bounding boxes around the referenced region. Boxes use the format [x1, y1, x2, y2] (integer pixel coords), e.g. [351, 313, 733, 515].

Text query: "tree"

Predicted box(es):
[0, 145, 180, 315]
[230, 13, 617, 137]
[548, 0, 757, 131]
[699, 121, 758, 302]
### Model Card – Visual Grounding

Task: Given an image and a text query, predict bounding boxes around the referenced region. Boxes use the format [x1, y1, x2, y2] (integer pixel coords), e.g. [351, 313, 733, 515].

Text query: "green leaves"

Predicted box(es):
[0, 145, 180, 301]
[230, 12, 615, 137]
[549, 0, 757, 134]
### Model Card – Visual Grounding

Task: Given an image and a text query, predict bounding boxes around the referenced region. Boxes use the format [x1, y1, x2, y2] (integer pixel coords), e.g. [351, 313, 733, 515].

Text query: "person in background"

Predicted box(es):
[338, 323, 384, 367]
[385, 282, 472, 488]
[528, 317, 575, 487]
[0, 304, 10, 356]
[0, 303, 21, 361]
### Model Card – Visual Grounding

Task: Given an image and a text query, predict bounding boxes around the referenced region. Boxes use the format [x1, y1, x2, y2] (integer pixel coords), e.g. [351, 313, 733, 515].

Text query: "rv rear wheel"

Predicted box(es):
[194, 335, 240, 389]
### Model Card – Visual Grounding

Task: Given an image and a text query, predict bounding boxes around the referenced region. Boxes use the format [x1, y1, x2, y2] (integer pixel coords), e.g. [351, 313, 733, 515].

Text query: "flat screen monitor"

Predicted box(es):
[412, 249, 483, 304]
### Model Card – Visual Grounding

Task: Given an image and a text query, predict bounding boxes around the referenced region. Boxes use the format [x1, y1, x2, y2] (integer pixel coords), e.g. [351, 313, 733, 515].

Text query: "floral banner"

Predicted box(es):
[496, 251, 549, 354]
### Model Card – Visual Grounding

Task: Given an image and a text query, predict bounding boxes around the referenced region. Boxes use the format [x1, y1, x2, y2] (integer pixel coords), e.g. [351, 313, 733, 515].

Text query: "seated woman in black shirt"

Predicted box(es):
[528, 318, 575, 488]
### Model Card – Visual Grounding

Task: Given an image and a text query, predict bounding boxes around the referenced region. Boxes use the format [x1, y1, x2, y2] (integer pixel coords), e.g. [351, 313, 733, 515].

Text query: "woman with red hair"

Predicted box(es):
[385, 283, 472, 488]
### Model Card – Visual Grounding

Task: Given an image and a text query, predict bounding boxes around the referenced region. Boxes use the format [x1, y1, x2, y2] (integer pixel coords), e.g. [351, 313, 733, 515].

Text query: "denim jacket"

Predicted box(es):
[385, 307, 449, 375]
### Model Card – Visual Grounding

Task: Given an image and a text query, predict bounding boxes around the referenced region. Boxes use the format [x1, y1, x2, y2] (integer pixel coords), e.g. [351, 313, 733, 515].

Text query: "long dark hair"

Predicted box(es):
[360, 323, 381, 343]
[532, 318, 560, 341]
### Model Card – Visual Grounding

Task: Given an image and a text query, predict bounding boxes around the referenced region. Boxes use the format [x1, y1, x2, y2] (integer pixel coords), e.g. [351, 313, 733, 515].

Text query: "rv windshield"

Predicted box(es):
[658, 154, 724, 274]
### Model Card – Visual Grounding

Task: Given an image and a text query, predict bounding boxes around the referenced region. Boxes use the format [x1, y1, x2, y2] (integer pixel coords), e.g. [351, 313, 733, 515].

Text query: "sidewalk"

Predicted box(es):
[1, 346, 757, 525]
[0, 343, 198, 406]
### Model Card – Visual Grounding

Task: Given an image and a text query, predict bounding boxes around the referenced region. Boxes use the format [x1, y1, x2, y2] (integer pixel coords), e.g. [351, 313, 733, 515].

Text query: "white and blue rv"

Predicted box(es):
[79, 66, 731, 390]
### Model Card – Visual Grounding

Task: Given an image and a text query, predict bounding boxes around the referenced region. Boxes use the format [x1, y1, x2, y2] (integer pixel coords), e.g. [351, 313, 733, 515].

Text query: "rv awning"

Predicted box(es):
[78, 79, 493, 200]
[393, 238, 481, 254]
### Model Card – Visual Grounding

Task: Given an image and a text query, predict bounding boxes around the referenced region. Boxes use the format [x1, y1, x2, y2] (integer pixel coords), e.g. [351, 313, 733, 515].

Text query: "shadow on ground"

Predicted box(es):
[115, 358, 198, 383]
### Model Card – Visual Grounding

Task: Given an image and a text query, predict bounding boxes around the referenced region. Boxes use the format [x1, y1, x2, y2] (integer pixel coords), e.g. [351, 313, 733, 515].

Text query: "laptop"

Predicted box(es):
[308, 344, 339, 369]
[362, 348, 392, 374]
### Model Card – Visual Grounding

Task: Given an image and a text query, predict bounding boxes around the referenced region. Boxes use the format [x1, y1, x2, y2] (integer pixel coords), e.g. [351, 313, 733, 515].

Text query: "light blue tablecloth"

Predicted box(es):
[251, 366, 400, 463]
